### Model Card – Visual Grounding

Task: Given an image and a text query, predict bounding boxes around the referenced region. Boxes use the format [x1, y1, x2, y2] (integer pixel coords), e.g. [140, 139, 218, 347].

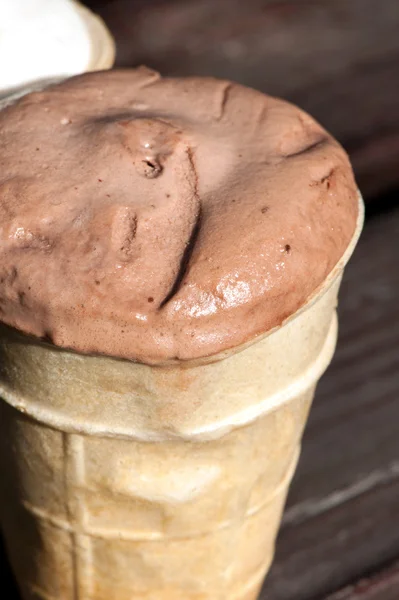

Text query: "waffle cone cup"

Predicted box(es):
[0, 199, 363, 599]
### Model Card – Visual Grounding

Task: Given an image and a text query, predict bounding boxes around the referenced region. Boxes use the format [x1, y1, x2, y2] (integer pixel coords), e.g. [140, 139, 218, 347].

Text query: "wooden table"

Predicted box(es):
[2, 1, 399, 598]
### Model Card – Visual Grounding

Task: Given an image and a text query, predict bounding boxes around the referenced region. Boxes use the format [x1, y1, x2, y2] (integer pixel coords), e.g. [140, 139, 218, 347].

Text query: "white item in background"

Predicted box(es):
[0, 0, 115, 96]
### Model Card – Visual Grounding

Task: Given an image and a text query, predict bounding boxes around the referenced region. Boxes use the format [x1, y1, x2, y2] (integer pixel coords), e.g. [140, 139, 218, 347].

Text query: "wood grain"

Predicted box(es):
[324, 560, 399, 600]
[85, 0, 399, 199]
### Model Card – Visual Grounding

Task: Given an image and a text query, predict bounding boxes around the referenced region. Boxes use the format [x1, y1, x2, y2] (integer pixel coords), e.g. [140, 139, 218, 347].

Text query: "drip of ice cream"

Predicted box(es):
[0, 0, 111, 95]
[0, 68, 359, 364]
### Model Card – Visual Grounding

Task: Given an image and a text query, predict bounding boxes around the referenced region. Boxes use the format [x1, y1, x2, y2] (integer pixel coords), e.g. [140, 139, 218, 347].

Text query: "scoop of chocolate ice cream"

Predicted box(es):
[0, 67, 359, 363]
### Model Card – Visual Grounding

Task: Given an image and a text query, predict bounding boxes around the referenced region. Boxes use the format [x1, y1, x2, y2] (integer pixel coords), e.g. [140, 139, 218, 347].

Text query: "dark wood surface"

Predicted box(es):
[86, 0, 399, 200]
[2, 2, 399, 599]
[325, 560, 399, 600]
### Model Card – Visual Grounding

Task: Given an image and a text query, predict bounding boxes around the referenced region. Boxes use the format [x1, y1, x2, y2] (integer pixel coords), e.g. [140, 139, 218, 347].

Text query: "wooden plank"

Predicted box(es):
[262, 479, 399, 600]
[259, 206, 399, 598]
[324, 560, 399, 600]
[86, 0, 399, 199]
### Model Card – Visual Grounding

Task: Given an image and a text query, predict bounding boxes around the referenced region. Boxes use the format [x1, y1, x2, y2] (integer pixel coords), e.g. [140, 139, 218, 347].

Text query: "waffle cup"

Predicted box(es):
[0, 198, 363, 599]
